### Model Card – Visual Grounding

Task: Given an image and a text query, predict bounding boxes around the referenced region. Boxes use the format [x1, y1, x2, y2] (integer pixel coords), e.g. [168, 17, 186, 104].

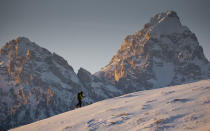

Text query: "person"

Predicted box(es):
[76, 91, 84, 107]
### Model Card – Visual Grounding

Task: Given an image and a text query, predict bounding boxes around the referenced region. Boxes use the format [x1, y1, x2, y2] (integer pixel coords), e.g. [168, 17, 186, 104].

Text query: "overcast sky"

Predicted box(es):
[0, 0, 209, 73]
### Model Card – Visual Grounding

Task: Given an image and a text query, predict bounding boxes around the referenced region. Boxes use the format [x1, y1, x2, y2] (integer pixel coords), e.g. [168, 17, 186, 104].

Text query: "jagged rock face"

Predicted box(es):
[0, 37, 122, 131]
[95, 10, 210, 92]
[77, 68, 122, 101]
[1, 10, 210, 131]
[77, 68, 92, 86]
[0, 37, 85, 130]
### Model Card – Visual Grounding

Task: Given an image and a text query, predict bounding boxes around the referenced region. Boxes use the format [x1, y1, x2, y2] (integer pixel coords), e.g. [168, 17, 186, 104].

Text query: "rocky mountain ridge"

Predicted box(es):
[1, 10, 210, 130]
[0, 37, 121, 130]
[95, 10, 210, 92]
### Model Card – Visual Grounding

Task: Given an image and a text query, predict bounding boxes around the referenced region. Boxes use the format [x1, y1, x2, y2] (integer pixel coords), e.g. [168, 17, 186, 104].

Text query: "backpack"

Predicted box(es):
[77, 92, 83, 100]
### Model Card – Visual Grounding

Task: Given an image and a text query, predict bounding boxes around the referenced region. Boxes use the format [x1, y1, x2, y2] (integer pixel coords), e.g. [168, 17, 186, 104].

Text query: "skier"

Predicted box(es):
[76, 91, 84, 108]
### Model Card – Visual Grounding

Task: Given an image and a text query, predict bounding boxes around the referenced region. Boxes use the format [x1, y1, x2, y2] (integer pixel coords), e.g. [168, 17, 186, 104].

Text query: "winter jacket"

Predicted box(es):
[77, 92, 83, 100]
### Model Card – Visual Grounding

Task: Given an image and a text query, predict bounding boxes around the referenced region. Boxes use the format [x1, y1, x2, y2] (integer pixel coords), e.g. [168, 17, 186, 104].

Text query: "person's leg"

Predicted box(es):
[79, 100, 82, 107]
[76, 99, 80, 107]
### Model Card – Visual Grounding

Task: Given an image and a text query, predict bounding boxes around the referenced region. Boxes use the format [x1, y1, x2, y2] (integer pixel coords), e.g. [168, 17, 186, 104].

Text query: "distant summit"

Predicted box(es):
[95, 10, 210, 92]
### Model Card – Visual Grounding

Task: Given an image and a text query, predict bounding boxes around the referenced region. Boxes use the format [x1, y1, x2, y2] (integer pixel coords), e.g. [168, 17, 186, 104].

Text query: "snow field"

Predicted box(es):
[11, 79, 210, 131]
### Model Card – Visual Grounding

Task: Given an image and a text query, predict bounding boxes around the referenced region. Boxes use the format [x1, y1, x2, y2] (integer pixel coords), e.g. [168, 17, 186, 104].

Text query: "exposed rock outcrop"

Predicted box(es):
[95, 10, 210, 92]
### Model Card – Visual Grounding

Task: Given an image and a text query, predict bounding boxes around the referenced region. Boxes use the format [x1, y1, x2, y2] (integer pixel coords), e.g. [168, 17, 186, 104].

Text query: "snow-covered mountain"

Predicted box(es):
[10, 79, 210, 131]
[1, 10, 210, 130]
[0, 37, 122, 130]
[0, 37, 83, 130]
[95, 10, 210, 92]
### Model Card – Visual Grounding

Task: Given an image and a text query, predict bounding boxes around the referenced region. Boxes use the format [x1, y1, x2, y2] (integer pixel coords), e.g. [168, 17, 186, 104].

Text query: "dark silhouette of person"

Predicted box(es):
[76, 91, 84, 107]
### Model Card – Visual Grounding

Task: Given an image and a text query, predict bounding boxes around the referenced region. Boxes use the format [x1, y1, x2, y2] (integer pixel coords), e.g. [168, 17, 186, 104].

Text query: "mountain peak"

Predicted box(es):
[97, 10, 210, 91]
[16, 36, 31, 43]
[152, 10, 178, 21]
[0, 37, 52, 58]
[149, 10, 179, 26]
[0, 37, 85, 130]
[166, 10, 178, 17]
[145, 10, 185, 35]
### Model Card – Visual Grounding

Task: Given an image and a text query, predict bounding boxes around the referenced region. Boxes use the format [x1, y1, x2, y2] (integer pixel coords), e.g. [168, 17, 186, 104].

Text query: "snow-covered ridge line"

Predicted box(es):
[11, 79, 210, 131]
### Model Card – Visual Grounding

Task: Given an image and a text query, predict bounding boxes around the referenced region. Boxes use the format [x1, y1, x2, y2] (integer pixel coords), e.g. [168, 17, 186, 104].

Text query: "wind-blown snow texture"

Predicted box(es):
[11, 79, 210, 131]
[1, 10, 210, 130]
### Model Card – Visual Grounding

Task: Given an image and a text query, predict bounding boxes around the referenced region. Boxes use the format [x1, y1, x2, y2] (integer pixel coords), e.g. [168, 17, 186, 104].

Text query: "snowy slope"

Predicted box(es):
[11, 79, 210, 131]
[2, 10, 210, 130]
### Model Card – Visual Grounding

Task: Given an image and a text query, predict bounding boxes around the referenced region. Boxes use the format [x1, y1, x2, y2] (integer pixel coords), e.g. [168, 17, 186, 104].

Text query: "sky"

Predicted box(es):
[0, 0, 210, 73]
